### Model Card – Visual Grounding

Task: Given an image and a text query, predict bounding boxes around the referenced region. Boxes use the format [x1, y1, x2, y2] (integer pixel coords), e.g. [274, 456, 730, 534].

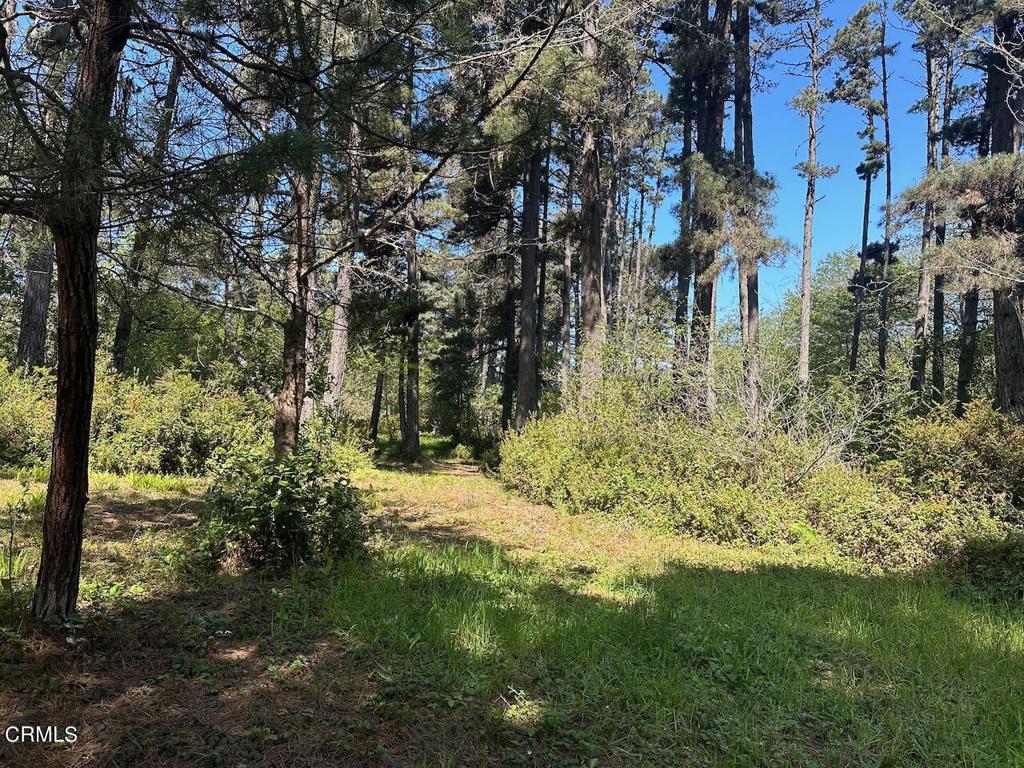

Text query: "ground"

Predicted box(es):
[1, 460, 1023, 767]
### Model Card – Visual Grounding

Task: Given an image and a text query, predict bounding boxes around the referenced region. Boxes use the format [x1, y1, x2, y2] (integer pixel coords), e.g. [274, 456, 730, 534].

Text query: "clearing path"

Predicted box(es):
[1, 463, 1023, 767]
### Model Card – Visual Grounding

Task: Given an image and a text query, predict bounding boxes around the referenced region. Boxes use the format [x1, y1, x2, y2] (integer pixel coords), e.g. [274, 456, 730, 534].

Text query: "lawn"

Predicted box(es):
[1, 463, 1023, 767]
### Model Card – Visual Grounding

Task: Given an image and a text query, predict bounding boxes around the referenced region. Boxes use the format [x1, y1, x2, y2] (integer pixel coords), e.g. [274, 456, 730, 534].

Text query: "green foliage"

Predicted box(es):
[301, 413, 373, 476]
[0, 365, 53, 466]
[200, 446, 367, 570]
[90, 366, 274, 475]
[501, 391, 1018, 571]
[954, 534, 1024, 603]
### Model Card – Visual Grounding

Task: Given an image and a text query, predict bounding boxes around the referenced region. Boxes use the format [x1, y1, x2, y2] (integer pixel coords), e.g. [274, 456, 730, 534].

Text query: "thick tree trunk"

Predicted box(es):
[273, 169, 316, 456]
[324, 253, 351, 410]
[515, 149, 543, 428]
[578, 1, 605, 395]
[990, 11, 1024, 421]
[32, 0, 131, 622]
[16, 223, 53, 368]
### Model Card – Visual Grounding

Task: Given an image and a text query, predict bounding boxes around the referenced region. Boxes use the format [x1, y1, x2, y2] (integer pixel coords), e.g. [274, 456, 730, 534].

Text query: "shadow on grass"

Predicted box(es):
[3, 513, 1023, 768]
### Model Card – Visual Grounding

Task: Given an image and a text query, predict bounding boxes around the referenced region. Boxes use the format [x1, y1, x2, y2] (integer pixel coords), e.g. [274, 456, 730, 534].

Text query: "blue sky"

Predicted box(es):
[648, 1, 931, 316]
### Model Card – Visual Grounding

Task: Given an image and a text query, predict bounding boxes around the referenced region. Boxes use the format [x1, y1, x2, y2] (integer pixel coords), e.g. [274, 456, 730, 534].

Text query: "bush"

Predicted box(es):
[0, 366, 53, 466]
[200, 446, 367, 569]
[954, 534, 1024, 603]
[301, 413, 373, 476]
[91, 367, 273, 475]
[501, 395, 1016, 571]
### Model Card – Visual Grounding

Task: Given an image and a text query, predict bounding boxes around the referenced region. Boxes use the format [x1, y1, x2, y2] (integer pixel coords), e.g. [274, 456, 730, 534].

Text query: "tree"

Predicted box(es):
[791, 0, 836, 422]
[831, 2, 884, 374]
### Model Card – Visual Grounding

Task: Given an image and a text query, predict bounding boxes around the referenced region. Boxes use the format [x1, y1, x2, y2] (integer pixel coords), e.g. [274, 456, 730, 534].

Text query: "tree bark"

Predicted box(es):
[876, 1, 894, 375]
[500, 214, 517, 429]
[368, 360, 385, 442]
[849, 165, 872, 373]
[955, 277, 980, 415]
[273, 170, 316, 456]
[911, 49, 938, 395]
[515, 149, 543, 428]
[578, 0, 605, 395]
[990, 10, 1024, 421]
[16, 223, 53, 368]
[400, 44, 420, 457]
[560, 155, 575, 394]
[32, 0, 131, 622]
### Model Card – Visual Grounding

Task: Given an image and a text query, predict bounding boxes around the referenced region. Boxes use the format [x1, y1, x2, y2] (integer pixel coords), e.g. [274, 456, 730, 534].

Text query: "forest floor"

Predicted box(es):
[1, 456, 1023, 767]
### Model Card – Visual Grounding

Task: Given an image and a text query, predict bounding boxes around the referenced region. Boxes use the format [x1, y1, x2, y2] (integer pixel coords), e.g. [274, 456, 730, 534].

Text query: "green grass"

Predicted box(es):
[272, 537, 1024, 767]
[2, 466, 1023, 767]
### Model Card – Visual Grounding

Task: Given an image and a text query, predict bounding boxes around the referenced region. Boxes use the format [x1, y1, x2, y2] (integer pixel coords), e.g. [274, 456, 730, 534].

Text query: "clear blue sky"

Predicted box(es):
[649, 1, 930, 316]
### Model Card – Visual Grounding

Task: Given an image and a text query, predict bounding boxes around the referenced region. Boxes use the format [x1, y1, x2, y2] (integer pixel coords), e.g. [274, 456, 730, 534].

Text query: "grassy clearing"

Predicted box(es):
[1, 466, 1023, 767]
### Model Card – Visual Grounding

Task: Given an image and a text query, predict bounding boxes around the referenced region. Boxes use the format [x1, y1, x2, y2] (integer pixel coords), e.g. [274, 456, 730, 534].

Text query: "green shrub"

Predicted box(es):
[954, 534, 1024, 603]
[301, 413, 373, 475]
[501, 397, 1015, 571]
[90, 367, 273, 475]
[200, 447, 367, 569]
[0, 366, 53, 466]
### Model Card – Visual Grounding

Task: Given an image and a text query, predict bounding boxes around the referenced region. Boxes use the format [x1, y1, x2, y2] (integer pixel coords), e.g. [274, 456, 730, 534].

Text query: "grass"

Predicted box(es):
[1, 465, 1023, 766]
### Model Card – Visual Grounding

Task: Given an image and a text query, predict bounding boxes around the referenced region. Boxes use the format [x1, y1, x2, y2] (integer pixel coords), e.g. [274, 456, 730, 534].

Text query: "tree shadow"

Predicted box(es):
[2, 522, 1022, 767]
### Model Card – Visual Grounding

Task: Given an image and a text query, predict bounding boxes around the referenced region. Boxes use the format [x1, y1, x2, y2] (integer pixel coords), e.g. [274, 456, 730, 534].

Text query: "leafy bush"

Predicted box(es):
[91, 367, 273, 475]
[953, 534, 1024, 603]
[301, 413, 373, 476]
[501, 395, 1016, 571]
[200, 447, 367, 569]
[0, 366, 53, 466]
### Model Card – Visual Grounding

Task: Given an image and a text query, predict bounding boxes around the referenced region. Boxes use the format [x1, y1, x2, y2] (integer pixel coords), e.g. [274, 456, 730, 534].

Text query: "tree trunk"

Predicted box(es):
[501, 215, 517, 429]
[368, 361, 385, 442]
[955, 278, 980, 415]
[850, 167, 872, 373]
[400, 45, 420, 458]
[876, 1, 894, 375]
[911, 48, 938, 395]
[325, 121, 361, 411]
[110, 54, 182, 373]
[515, 149, 543, 428]
[931, 50, 956, 401]
[32, 0, 131, 622]
[324, 253, 351, 410]
[578, 1, 605, 395]
[797, 11, 821, 421]
[989, 10, 1024, 421]
[676, 111, 693, 364]
[16, 223, 53, 368]
[560, 156, 575, 394]
[273, 170, 316, 457]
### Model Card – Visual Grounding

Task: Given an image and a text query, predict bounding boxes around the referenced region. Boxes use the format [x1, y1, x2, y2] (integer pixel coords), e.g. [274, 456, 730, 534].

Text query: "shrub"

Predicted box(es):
[301, 413, 373, 476]
[91, 367, 273, 475]
[0, 366, 53, 466]
[501, 397, 1016, 571]
[954, 534, 1024, 603]
[200, 447, 367, 569]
